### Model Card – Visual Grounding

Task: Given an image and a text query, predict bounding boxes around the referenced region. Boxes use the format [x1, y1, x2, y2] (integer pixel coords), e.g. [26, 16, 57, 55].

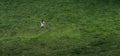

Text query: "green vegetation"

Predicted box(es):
[0, 0, 120, 56]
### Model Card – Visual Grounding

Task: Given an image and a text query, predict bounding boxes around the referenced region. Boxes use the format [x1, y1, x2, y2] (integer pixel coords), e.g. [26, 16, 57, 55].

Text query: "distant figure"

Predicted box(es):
[40, 19, 45, 28]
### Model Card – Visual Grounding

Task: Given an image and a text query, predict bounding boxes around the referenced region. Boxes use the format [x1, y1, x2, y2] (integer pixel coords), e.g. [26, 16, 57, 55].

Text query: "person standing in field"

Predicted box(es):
[40, 19, 45, 28]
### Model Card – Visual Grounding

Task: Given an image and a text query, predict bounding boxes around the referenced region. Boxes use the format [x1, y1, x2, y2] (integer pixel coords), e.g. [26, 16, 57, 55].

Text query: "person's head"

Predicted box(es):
[41, 19, 44, 22]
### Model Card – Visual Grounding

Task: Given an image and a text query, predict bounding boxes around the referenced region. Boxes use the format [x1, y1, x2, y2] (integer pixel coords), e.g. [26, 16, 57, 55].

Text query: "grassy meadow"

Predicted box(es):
[0, 0, 120, 56]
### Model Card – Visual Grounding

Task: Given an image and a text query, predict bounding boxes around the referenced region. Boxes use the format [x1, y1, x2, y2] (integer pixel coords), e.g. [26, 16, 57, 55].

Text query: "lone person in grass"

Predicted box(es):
[40, 19, 45, 28]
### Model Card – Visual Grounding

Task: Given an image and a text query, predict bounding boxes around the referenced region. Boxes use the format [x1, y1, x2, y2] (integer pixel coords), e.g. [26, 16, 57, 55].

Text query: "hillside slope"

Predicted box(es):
[0, 0, 120, 56]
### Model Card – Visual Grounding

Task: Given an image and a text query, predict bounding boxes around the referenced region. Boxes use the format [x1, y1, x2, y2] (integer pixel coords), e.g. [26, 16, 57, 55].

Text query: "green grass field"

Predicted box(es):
[0, 0, 120, 56]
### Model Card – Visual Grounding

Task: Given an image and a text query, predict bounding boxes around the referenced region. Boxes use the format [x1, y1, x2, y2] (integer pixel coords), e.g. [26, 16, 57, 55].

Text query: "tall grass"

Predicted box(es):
[0, 0, 120, 56]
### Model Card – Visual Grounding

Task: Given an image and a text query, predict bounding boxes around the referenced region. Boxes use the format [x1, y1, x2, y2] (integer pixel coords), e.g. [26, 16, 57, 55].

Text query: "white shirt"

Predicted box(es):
[40, 21, 45, 27]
